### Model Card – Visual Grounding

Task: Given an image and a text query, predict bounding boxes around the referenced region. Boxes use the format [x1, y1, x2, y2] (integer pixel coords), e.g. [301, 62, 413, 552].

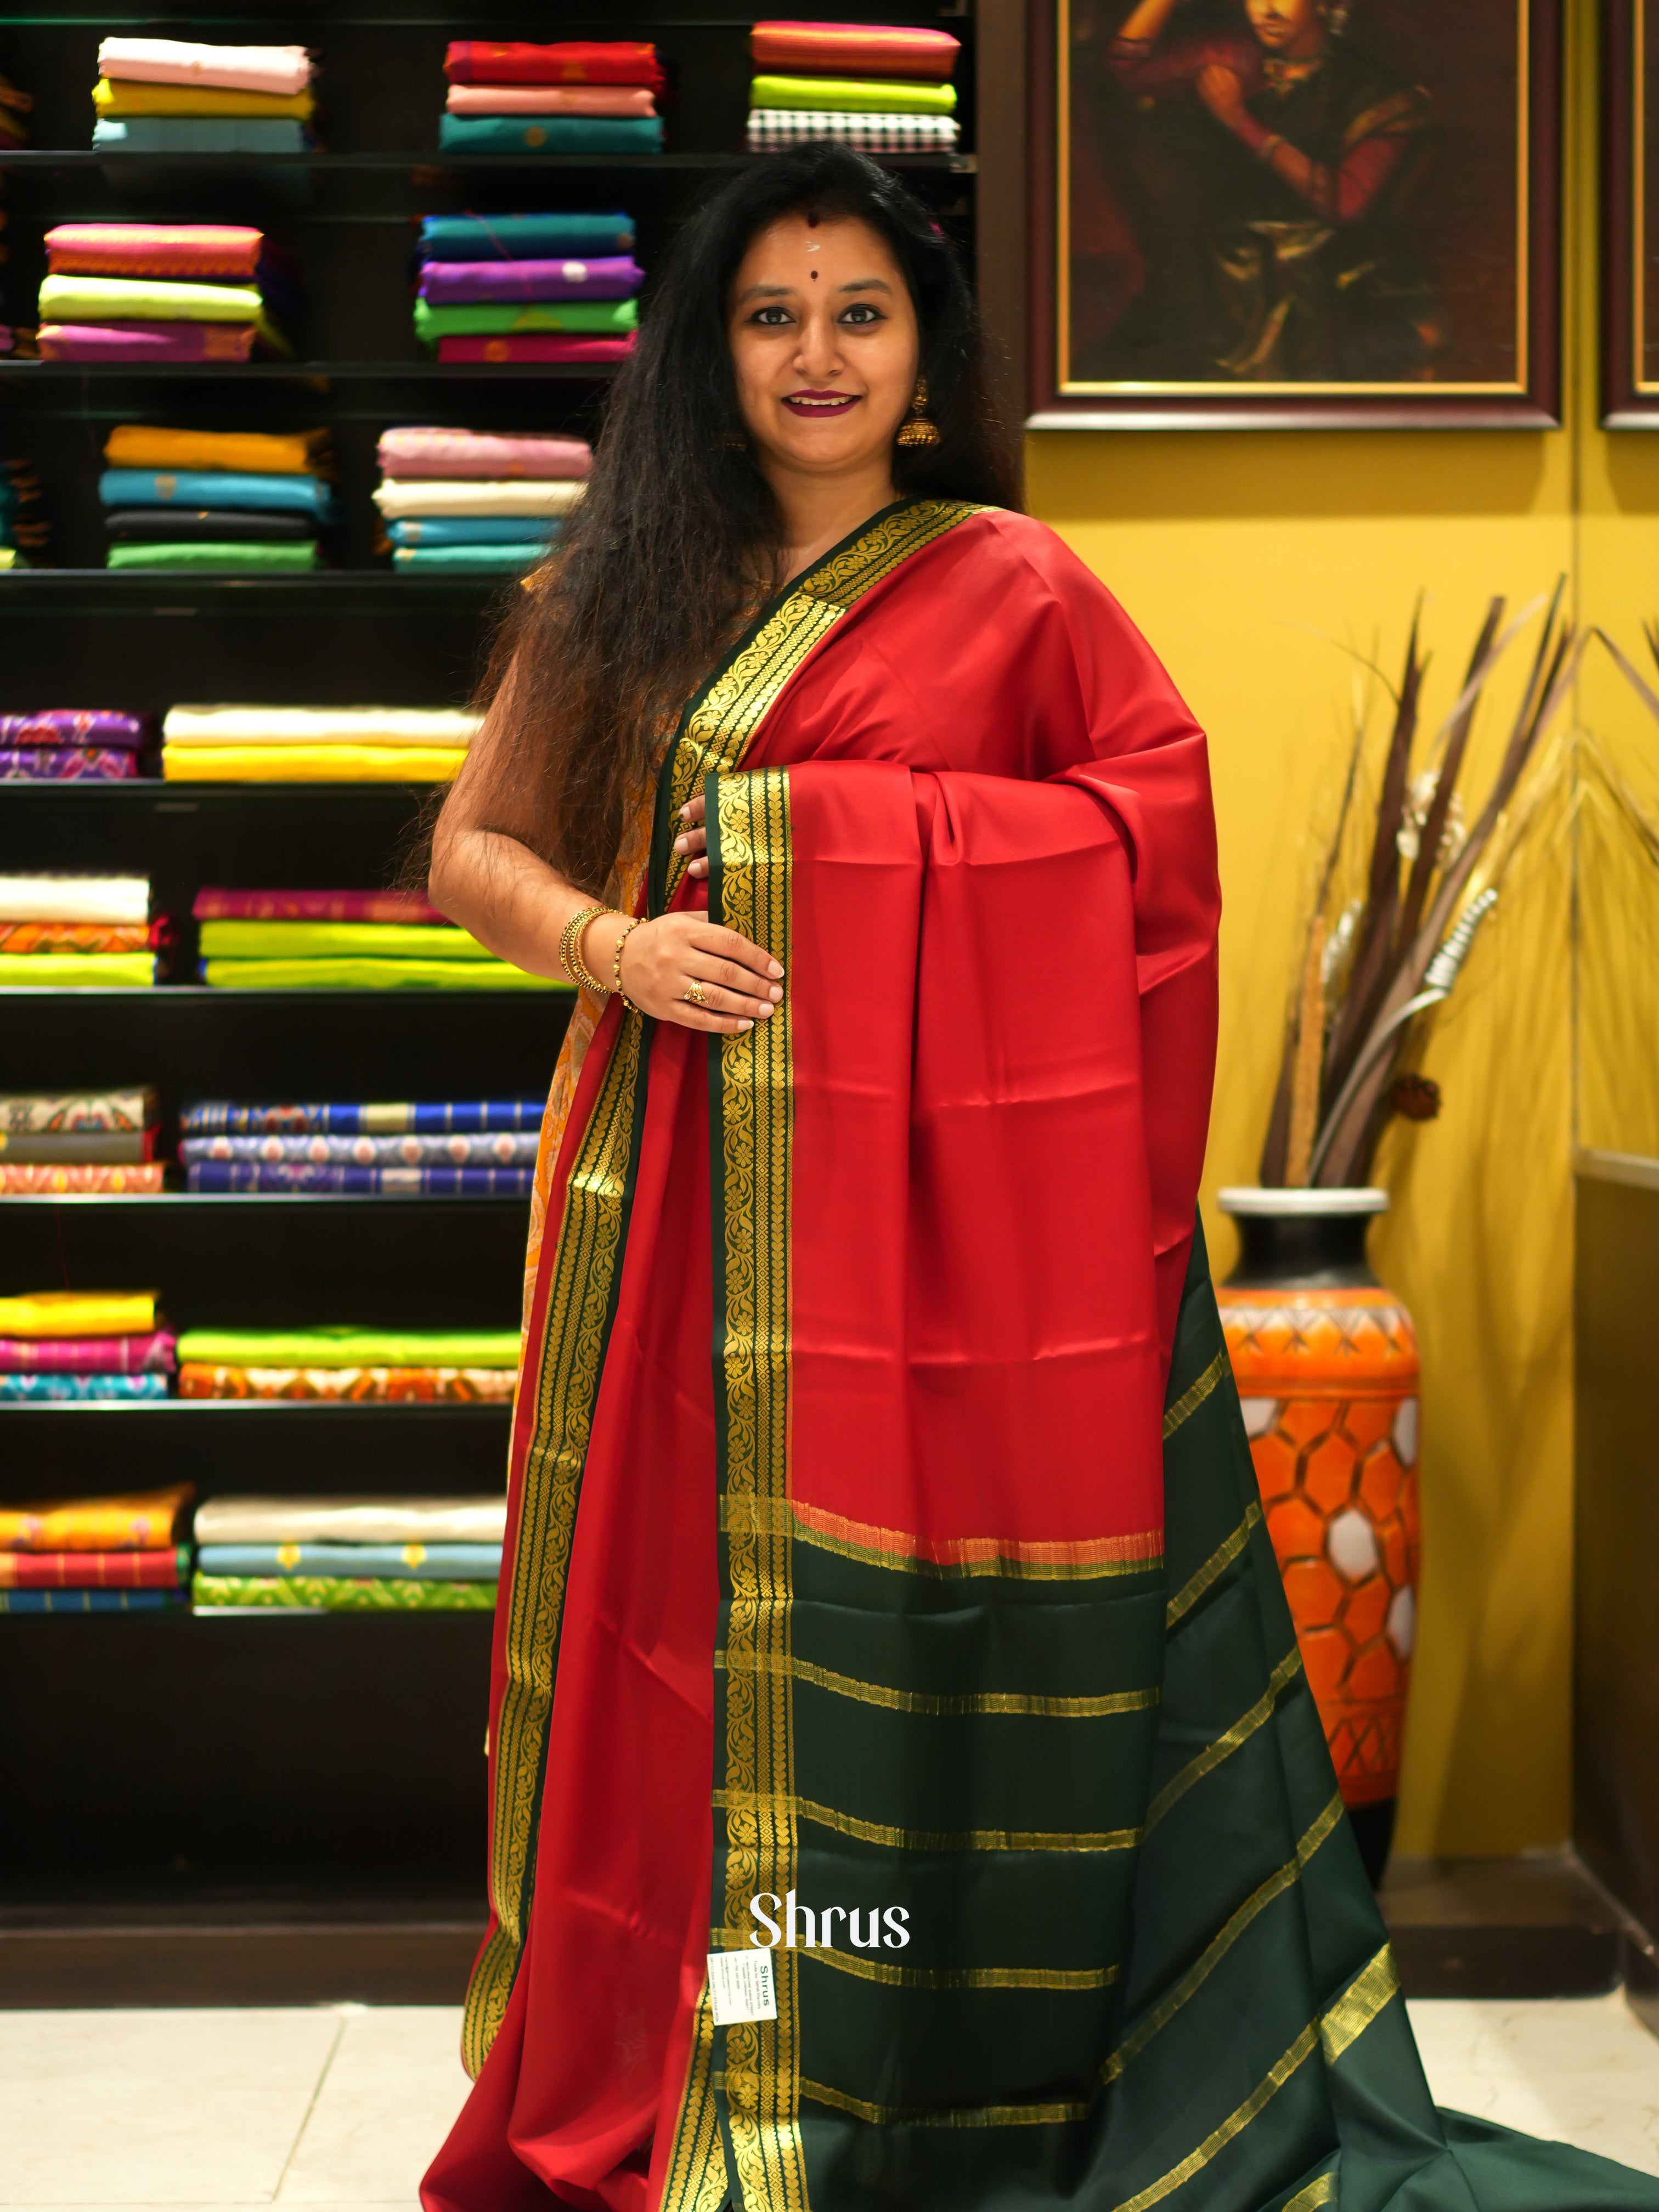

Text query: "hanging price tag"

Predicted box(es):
[707, 1946, 778, 2025]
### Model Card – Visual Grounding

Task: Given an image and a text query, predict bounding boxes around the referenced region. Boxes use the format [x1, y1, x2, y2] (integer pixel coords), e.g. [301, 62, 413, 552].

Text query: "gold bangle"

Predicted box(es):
[612, 916, 642, 1012]
[560, 903, 612, 995]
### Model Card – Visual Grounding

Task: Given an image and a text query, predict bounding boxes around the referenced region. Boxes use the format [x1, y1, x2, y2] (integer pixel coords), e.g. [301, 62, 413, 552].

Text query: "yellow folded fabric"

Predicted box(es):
[93, 75, 315, 119]
[0, 1290, 157, 1338]
[163, 745, 468, 783]
[104, 425, 330, 477]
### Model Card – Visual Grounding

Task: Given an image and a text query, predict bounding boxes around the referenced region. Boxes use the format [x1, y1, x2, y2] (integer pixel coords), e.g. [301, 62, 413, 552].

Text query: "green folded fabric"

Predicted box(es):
[199, 921, 494, 960]
[193, 1573, 494, 1612]
[0, 953, 154, 988]
[201, 956, 569, 990]
[413, 296, 638, 342]
[748, 74, 957, 115]
[177, 1327, 522, 1365]
[38, 273, 291, 354]
[109, 543, 319, 573]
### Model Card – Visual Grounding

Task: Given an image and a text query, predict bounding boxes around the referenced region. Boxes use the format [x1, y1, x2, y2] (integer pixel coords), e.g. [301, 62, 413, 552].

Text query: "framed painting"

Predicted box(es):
[1028, 0, 1562, 428]
[1605, 0, 1659, 424]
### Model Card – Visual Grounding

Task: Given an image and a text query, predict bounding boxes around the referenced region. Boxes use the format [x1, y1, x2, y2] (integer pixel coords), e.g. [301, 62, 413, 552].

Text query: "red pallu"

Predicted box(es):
[423, 504, 1218, 2212]
[444, 43, 665, 91]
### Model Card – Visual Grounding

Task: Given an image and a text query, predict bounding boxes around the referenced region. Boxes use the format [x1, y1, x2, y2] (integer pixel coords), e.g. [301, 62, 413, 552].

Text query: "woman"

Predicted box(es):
[422, 149, 1657, 2212]
[1094, 0, 1441, 381]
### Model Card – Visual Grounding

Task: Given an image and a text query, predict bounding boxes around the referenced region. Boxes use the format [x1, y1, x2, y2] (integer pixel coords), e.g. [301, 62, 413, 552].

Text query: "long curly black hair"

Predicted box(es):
[452, 144, 1022, 896]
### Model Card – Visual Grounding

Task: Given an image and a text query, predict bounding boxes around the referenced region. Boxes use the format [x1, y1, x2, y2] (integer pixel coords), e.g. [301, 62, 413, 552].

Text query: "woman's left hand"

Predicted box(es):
[1195, 63, 1246, 126]
[674, 794, 710, 879]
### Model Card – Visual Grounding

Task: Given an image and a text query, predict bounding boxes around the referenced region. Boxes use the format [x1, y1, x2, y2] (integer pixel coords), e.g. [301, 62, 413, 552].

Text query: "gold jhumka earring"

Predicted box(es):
[895, 376, 941, 448]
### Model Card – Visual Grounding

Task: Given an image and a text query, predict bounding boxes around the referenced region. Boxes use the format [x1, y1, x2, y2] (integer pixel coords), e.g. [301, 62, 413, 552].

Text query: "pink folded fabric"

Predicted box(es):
[193, 888, 448, 923]
[444, 84, 655, 116]
[376, 428, 591, 481]
[418, 257, 642, 307]
[0, 1331, 177, 1374]
[37, 323, 258, 363]
[97, 37, 312, 97]
[435, 335, 635, 365]
[45, 223, 266, 280]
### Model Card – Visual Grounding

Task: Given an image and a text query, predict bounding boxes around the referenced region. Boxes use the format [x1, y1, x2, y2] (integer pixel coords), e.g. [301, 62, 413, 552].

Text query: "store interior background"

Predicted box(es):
[1017, 0, 1657, 1861]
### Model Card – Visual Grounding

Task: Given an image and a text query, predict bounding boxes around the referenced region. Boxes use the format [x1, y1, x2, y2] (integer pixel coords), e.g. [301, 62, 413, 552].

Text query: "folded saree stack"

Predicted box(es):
[375, 428, 589, 572]
[1, 1086, 163, 1193]
[99, 424, 333, 572]
[746, 20, 961, 150]
[91, 38, 315, 155]
[0, 709, 155, 782]
[1, 458, 47, 570]
[163, 704, 477, 781]
[39, 224, 300, 364]
[0, 1481, 191, 1613]
[179, 1331, 517, 1396]
[0, 875, 159, 986]
[179, 1096, 543, 1195]
[193, 1493, 505, 1613]
[412, 213, 639, 365]
[0, 1292, 175, 1405]
[190, 884, 565, 995]
[438, 43, 663, 157]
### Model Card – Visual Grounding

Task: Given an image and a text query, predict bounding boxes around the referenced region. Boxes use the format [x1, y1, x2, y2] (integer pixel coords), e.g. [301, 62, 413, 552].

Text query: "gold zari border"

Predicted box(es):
[714, 1788, 1141, 1857]
[716, 1646, 1159, 1719]
[1145, 1644, 1304, 1830]
[1165, 1501, 1262, 1629]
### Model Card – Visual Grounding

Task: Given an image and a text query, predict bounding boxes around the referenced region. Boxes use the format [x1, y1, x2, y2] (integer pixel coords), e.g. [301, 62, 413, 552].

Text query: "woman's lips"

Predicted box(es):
[782, 391, 860, 415]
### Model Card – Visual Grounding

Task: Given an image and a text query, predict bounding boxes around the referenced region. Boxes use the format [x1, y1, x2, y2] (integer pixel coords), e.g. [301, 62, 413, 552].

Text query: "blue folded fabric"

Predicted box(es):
[198, 1543, 503, 1579]
[98, 470, 341, 522]
[388, 517, 563, 547]
[0, 1372, 170, 1402]
[419, 212, 635, 261]
[93, 117, 312, 154]
[181, 1101, 545, 1136]
[436, 116, 663, 156]
[0, 1589, 185, 1613]
[392, 545, 549, 573]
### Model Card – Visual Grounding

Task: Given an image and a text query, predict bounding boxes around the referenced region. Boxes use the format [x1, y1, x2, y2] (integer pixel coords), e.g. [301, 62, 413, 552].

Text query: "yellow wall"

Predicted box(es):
[1025, 0, 1659, 1854]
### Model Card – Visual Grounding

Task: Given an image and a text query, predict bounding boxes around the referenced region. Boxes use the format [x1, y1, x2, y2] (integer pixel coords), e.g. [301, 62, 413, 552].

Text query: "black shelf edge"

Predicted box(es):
[0, 985, 571, 998]
[0, 149, 974, 173]
[0, 780, 457, 796]
[0, 359, 621, 381]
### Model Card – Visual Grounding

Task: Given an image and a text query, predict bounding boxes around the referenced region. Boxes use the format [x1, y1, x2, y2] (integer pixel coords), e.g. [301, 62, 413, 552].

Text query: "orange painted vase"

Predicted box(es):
[1215, 1188, 1420, 1883]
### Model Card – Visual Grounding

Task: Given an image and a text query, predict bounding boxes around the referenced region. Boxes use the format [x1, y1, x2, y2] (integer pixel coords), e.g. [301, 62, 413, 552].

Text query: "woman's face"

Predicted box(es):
[727, 212, 920, 481]
[1244, 0, 1328, 57]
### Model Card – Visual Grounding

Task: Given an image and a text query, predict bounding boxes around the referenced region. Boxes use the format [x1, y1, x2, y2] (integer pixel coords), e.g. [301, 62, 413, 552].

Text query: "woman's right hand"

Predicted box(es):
[586, 911, 783, 1034]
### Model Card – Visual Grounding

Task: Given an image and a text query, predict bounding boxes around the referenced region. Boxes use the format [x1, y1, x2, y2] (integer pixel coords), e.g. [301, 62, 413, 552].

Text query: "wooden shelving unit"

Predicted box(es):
[0, 0, 980, 2001]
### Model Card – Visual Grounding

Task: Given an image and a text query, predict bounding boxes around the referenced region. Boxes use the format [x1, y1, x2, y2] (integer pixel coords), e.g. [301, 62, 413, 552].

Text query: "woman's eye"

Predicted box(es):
[754, 306, 794, 326]
[840, 303, 882, 325]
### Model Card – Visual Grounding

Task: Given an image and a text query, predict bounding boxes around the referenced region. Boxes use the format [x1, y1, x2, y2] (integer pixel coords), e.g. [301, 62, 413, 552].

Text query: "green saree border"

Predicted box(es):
[461, 1006, 648, 2075]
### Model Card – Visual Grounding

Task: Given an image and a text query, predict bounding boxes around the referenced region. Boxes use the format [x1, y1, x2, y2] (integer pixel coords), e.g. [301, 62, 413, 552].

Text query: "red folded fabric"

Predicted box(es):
[443, 41, 664, 91]
[191, 887, 448, 924]
[749, 21, 961, 80]
[44, 222, 267, 279]
[435, 334, 635, 365]
[0, 1165, 166, 1195]
[0, 1547, 187, 1589]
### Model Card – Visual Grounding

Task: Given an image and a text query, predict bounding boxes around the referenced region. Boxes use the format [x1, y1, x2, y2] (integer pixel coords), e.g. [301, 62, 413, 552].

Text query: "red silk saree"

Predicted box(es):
[425, 503, 1659, 2212]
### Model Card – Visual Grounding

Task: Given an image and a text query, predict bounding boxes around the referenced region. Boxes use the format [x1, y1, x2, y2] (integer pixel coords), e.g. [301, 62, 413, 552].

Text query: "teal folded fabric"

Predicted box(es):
[393, 545, 548, 573]
[94, 117, 311, 153]
[413, 296, 636, 342]
[99, 469, 338, 520]
[420, 213, 634, 260]
[389, 517, 562, 547]
[436, 115, 663, 155]
[108, 543, 319, 572]
[197, 1542, 503, 1579]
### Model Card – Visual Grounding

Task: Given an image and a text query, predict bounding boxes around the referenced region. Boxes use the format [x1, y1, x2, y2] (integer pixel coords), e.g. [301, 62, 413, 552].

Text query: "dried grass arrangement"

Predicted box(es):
[1260, 586, 1583, 1189]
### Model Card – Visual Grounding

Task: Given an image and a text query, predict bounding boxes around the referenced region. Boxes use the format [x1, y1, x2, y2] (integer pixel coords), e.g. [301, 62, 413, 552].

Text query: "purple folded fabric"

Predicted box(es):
[0, 710, 151, 749]
[0, 748, 141, 781]
[0, 1331, 177, 1374]
[416, 256, 644, 307]
[36, 321, 258, 363]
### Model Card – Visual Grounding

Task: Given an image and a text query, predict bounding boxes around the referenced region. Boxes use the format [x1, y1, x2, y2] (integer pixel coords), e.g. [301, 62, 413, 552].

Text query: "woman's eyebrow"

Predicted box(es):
[735, 281, 799, 304]
[838, 276, 894, 294]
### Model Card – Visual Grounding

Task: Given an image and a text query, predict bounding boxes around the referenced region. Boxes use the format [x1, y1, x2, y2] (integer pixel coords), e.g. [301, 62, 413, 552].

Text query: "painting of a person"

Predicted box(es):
[1076, 0, 1442, 382]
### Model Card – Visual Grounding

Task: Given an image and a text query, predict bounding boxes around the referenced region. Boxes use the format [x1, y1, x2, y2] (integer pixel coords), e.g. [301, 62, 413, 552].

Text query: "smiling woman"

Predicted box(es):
[417, 148, 1659, 2212]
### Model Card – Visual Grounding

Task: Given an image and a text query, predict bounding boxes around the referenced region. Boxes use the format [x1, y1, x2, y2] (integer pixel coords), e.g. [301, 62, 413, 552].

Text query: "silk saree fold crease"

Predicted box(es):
[428, 500, 1659, 2212]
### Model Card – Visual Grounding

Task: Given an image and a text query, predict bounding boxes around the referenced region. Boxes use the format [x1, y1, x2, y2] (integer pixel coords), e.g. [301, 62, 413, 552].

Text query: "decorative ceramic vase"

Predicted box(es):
[1215, 1188, 1420, 1885]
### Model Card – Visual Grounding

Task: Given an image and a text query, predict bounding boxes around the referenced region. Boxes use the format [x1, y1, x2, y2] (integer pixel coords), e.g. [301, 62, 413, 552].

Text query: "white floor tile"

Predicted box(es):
[277, 2007, 466, 2206]
[0, 2007, 342, 2205]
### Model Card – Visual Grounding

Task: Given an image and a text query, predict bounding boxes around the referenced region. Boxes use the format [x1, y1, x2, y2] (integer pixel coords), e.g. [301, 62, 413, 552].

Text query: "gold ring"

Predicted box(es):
[684, 979, 708, 1006]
